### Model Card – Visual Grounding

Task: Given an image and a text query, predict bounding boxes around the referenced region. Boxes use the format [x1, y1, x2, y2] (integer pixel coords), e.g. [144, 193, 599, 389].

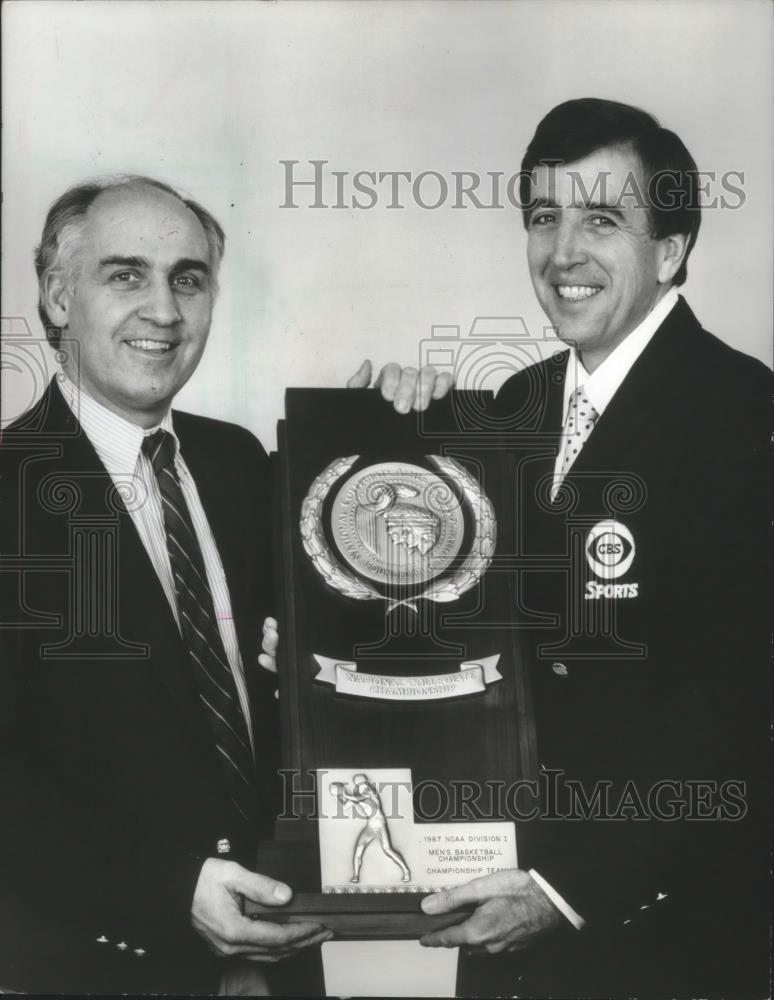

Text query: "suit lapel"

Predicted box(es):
[41, 382, 213, 739]
[502, 355, 567, 562]
[542, 353, 567, 438]
[565, 297, 702, 479]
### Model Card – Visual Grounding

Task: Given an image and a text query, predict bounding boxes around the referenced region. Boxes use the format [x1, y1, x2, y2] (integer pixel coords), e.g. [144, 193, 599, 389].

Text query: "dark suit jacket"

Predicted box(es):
[0, 379, 281, 994]
[487, 297, 772, 997]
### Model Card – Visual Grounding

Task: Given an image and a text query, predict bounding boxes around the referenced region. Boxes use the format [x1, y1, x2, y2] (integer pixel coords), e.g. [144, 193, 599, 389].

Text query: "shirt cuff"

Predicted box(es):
[528, 868, 586, 930]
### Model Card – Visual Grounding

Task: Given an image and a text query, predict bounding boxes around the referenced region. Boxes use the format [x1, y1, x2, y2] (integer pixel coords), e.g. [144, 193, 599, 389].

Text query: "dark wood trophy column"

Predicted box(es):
[248, 388, 535, 976]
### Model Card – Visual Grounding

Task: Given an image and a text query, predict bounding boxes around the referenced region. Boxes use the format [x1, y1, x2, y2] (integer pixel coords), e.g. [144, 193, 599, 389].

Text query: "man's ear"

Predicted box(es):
[42, 271, 73, 329]
[657, 232, 689, 285]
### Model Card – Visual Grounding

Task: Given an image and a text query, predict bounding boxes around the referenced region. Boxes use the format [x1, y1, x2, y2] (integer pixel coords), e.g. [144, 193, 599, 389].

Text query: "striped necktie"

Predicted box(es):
[142, 430, 256, 827]
[551, 386, 599, 501]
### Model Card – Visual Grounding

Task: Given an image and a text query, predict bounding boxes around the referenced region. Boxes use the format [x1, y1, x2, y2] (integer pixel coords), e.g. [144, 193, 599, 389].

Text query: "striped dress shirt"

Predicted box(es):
[57, 372, 255, 753]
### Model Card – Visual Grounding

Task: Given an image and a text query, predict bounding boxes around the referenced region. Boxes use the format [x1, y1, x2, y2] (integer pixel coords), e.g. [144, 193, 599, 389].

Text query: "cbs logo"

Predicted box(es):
[585, 520, 635, 580]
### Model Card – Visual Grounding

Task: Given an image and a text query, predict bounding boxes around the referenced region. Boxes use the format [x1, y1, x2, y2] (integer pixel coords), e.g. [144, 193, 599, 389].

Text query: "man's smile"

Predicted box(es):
[554, 284, 603, 302]
[124, 338, 177, 356]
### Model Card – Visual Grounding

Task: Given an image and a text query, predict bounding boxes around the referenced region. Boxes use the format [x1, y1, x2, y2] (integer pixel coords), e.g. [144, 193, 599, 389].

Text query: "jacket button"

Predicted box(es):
[551, 662, 568, 676]
[217, 838, 231, 855]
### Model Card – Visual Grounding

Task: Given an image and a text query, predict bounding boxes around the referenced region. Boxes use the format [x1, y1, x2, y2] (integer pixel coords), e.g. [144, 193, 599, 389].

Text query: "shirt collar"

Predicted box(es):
[562, 287, 679, 422]
[56, 371, 178, 478]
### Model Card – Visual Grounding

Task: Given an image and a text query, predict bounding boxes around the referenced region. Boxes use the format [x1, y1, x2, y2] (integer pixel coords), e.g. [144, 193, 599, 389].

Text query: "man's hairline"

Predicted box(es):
[524, 139, 694, 244]
[46, 181, 223, 294]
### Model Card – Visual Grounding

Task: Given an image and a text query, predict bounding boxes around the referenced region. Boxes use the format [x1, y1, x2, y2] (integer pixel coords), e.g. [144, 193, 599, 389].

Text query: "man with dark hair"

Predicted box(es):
[358, 98, 771, 997]
[0, 176, 339, 994]
[518, 97, 701, 287]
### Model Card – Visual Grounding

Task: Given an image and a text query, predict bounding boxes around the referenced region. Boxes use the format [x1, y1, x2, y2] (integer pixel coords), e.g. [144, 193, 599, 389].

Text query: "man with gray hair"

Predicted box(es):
[0, 175, 337, 993]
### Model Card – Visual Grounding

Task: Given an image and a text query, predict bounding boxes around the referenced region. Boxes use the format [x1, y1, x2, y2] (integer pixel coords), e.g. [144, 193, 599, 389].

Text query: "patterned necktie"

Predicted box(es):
[551, 386, 599, 500]
[142, 430, 256, 826]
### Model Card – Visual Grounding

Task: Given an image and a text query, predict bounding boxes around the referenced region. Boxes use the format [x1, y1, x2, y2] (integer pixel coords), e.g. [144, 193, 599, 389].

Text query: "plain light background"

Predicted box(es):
[2, 0, 772, 450]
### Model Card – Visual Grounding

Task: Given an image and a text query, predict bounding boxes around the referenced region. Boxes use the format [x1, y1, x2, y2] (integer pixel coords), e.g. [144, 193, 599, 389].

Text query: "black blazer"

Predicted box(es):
[491, 297, 772, 997]
[0, 379, 280, 994]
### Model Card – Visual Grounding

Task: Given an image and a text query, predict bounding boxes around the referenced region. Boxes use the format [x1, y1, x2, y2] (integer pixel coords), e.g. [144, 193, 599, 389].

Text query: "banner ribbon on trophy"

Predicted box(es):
[312, 653, 502, 701]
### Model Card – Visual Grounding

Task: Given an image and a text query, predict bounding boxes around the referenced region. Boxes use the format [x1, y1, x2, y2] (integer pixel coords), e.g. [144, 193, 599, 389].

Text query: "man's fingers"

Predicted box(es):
[346, 359, 372, 389]
[190, 860, 331, 961]
[420, 915, 481, 949]
[286, 927, 334, 951]
[431, 371, 454, 399]
[238, 927, 335, 962]
[392, 367, 419, 414]
[258, 619, 278, 672]
[261, 628, 278, 655]
[229, 867, 293, 907]
[356, 362, 450, 412]
[235, 916, 327, 950]
[261, 919, 329, 949]
[422, 870, 524, 916]
[413, 366, 438, 412]
[257, 653, 277, 673]
[374, 362, 402, 401]
[421, 878, 487, 915]
[421, 901, 510, 950]
[252, 925, 334, 953]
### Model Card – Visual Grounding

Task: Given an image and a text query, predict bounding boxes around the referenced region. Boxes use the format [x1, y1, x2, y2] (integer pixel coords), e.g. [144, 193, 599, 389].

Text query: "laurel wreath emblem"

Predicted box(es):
[299, 455, 496, 612]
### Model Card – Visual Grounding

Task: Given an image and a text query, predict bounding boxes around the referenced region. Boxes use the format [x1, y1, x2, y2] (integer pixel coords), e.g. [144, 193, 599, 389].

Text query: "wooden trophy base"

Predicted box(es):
[246, 837, 473, 939]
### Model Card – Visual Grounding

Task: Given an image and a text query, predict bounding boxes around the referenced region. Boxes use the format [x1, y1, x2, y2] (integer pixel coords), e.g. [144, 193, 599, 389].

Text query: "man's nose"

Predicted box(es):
[550, 220, 587, 270]
[138, 279, 181, 326]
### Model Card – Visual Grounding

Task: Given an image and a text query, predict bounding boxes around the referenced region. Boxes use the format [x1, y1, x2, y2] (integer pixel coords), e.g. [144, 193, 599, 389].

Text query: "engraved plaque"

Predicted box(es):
[317, 768, 517, 895]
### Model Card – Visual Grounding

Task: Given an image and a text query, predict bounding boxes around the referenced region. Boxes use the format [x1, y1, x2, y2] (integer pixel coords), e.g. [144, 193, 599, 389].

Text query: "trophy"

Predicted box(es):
[247, 389, 535, 942]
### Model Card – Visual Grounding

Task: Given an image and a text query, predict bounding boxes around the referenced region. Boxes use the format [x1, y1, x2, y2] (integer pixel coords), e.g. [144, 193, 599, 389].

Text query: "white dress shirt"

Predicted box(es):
[57, 372, 255, 752]
[552, 287, 679, 490]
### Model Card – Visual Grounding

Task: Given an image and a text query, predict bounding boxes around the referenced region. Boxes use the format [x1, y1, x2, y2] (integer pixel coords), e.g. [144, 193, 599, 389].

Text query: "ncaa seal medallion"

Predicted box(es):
[331, 462, 464, 585]
[300, 454, 495, 612]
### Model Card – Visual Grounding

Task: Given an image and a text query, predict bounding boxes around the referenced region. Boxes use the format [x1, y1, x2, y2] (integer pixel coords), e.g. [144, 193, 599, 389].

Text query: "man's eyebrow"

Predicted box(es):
[98, 255, 211, 274]
[528, 198, 627, 219]
[98, 255, 150, 270]
[584, 201, 626, 219]
[171, 258, 211, 275]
